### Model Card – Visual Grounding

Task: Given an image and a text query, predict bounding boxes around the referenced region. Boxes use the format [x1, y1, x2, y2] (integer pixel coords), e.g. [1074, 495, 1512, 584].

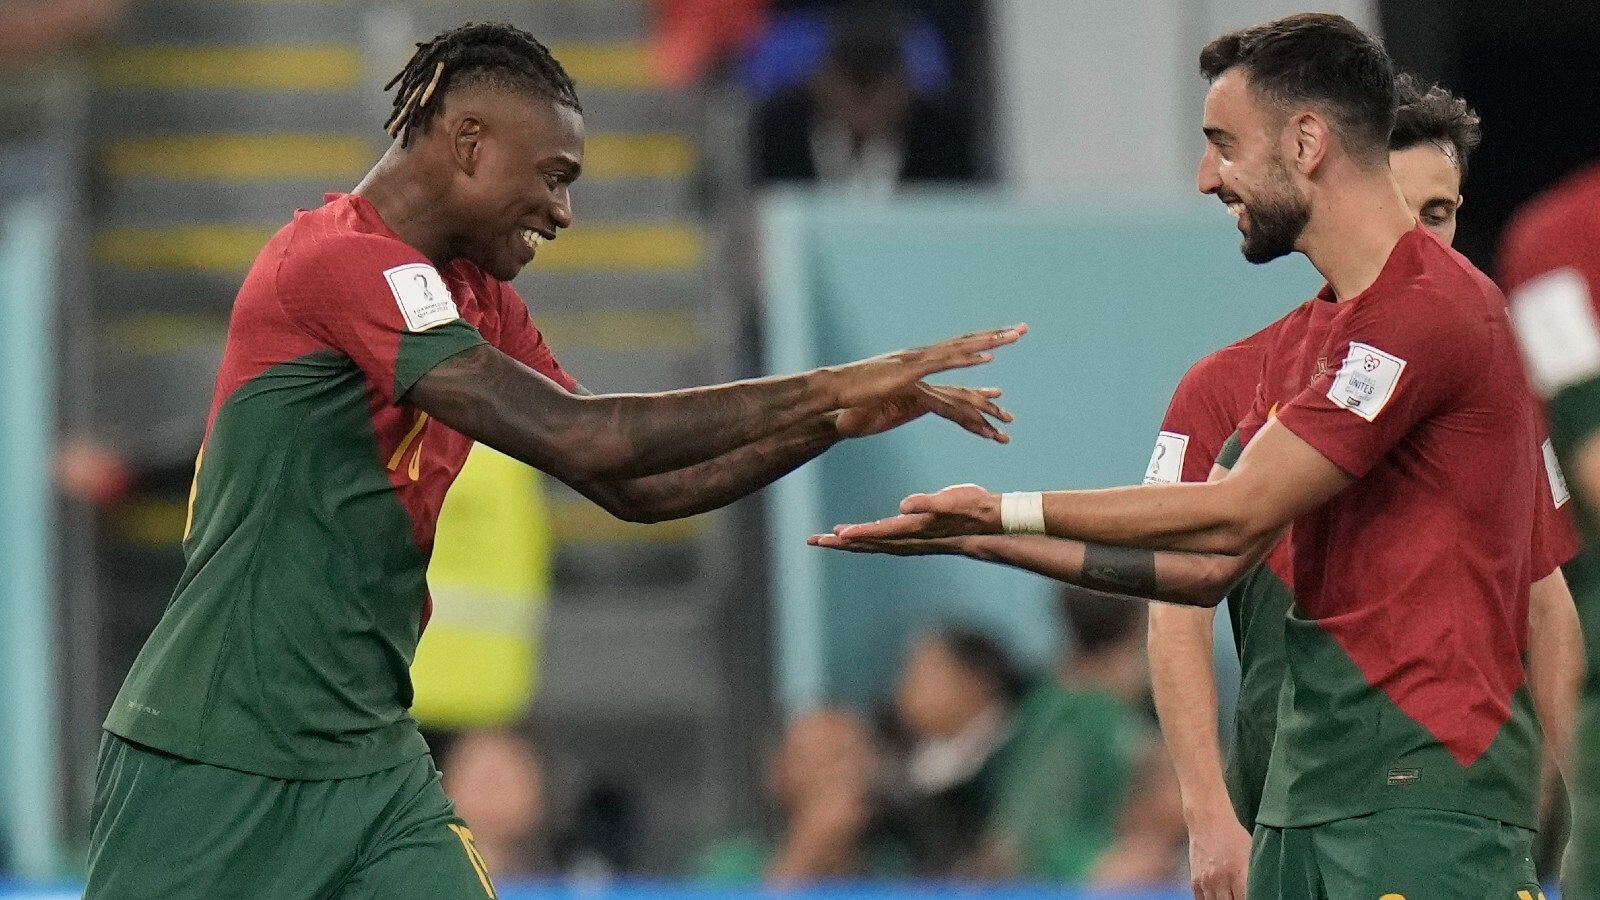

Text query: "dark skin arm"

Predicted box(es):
[823, 419, 1352, 554]
[568, 382, 1012, 524]
[808, 529, 1273, 607]
[405, 325, 1023, 487]
[811, 423, 1343, 605]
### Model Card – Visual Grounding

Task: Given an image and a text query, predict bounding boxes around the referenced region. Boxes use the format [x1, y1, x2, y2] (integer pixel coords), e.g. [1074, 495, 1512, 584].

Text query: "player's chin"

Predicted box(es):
[482, 251, 528, 282]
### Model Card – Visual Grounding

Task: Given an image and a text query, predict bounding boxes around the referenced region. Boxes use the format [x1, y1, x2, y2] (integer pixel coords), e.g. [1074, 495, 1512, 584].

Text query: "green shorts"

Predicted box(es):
[1247, 808, 1541, 900]
[85, 733, 498, 900]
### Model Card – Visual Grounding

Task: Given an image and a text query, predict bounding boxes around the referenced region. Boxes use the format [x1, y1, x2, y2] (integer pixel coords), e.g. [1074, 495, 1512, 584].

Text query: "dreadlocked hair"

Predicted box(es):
[384, 22, 582, 148]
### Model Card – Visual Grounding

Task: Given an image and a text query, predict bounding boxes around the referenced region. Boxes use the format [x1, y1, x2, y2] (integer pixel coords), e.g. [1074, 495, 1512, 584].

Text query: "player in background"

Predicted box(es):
[815, 14, 1557, 896]
[85, 23, 1025, 900]
[1504, 160, 1600, 898]
[1146, 77, 1583, 899]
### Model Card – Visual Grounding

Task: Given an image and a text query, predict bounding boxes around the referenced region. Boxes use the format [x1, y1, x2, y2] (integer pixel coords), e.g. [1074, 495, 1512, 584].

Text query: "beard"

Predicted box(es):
[1238, 159, 1310, 265]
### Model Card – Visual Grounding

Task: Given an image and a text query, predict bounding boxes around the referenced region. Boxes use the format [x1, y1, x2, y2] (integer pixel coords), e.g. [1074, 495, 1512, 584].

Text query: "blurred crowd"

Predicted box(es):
[430, 585, 1188, 885]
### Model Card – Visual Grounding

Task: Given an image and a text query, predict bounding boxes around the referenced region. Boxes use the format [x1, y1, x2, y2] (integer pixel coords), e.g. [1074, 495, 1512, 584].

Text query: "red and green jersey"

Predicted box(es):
[1235, 227, 1553, 830]
[1503, 164, 1600, 892]
[104, 193, 577, 780]
[1504, 163, 1600, 697]
[1146, 321, 1289, 829]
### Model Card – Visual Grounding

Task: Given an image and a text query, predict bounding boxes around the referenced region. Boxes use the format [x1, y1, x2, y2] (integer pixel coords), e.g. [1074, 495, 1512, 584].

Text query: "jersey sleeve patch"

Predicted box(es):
[1543, 438, 1572, 508]
[1511, 267, 1600, 398]
[383, 263, 461, 332]
[1326, 342, 1406, 422]
[1143, 431, 1189, 484]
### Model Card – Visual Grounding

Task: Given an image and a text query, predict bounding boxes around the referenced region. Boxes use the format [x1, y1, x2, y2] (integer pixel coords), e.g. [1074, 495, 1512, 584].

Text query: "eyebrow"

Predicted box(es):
[547, 153, 582, 180]
[1203, 126, 1232, 143]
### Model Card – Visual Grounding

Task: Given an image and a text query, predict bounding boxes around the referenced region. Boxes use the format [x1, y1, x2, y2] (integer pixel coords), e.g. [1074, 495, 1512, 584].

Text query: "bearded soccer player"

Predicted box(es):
[1505, 162, 1600, 898]
[1144, 77, 1582, 899]
[815, 14, 1556, 896]
[84, 23, 1024, 900]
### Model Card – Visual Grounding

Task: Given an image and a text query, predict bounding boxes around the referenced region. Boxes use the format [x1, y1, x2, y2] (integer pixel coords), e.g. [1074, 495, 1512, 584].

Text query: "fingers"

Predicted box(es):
[832, 513, 936, 540]
[923, 384, 1015, 427]
[914, 323, 1028, 377]
[922, 388, 1008, 442]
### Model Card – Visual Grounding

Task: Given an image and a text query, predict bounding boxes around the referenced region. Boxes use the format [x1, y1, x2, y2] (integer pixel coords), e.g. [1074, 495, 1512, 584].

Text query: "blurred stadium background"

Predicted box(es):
[2, 0, 1598, 896]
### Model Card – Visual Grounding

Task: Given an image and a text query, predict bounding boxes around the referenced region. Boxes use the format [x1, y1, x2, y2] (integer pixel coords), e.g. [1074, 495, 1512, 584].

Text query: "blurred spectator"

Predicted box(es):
[888, 627, 1030, 875]
[0, 0, 124, 67]
[697, 708, 909, 884]
[1054, 588, 1185, 885]
[650, 0, 770, 88]
[752, 16, 975, 192]
[965, 590, 1161, 883]
[441, 729, 554, 879]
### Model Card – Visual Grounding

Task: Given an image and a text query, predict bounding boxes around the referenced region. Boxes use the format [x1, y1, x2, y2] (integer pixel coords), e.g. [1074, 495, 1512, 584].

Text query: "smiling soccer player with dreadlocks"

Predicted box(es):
[83, 22, 1023, 899]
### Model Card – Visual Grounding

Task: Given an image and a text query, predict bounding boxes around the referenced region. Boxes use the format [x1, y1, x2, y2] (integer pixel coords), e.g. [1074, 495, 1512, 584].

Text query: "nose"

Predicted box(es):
[550, 187, 573, 230]
[1196, 146, 1221, 196]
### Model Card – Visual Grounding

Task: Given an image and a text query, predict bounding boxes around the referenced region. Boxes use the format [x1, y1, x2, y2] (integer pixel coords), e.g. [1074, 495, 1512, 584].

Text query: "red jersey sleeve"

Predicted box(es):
[1531, 435, 1580, 578]
[277, 230, 485, 404]
[1235, 366, 1272, 452]
[1145, 346, 1261, 484]
[491, 281, 579, 393]
[1273, 289, 1475, 479]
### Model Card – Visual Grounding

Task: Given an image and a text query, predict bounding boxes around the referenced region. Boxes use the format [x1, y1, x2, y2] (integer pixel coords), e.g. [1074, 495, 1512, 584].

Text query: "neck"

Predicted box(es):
[352, 144, 458, 267]
[1296, 163, 1417, 301]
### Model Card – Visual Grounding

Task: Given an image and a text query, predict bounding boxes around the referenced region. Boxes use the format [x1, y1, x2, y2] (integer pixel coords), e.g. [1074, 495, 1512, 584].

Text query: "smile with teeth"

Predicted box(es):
[520, 229, 547, 250]
[1226, 202, 1245, 220]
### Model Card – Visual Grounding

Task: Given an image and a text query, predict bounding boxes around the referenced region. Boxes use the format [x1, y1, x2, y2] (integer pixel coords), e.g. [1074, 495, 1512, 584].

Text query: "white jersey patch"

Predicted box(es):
[1510, 268, 1600, 398]
[383, 263, 460, 332]
[1326, 342, 1405, 422]
[1543, 438, 1571, 508]
[1143, 431, 1188, 485]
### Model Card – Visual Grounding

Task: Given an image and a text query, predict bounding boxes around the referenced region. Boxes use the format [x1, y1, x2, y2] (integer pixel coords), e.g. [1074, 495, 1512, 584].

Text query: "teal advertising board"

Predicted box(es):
[761, 192, 1320, 711]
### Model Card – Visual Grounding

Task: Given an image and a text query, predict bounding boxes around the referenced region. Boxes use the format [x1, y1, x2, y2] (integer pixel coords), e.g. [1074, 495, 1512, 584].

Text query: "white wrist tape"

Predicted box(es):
[1000, 492, 1047, 535]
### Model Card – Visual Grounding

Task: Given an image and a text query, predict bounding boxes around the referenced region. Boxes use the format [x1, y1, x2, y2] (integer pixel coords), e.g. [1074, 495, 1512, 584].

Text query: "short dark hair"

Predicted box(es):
[1199, 13, 1396, 164]
[1058, 585, 1145, 656]
[1390, 73, 1482, 180]
[384, 22, 582, 148]
[935, 628, 1032, 706]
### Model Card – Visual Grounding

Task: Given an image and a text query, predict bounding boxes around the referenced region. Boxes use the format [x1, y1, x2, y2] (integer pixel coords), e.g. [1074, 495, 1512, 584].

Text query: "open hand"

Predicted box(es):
[807, 533, 971, 556]
[834, 383, 1013, 443]
[827, 484, 1004, 541]
[822, 325, 1026, 412]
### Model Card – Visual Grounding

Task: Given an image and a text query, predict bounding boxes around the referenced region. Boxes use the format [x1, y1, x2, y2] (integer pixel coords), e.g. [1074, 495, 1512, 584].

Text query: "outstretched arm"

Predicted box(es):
[808, 527, 1272, 607]
[406, 326, 1022, 486]
[570, 384, 1011, 523]
[828, 419, 1350, 555]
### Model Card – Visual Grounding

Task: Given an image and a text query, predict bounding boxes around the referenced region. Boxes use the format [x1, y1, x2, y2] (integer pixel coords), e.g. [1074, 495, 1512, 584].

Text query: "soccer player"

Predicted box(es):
[815, 14, 1555, 896]
[84, 23, 1025, 900]
[1146, 77, 1582, 900]
[1504, 161, 1600, 898]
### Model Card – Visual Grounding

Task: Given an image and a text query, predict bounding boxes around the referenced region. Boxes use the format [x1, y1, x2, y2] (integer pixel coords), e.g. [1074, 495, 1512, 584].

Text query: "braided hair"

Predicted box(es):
[384, 22, 582, 148]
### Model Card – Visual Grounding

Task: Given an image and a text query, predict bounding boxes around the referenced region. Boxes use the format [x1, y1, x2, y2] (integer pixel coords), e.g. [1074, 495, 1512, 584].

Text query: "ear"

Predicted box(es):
[1287, 110, 1331, 176]
[1454, 193, 1466, 212]
[451, 115, 485, 177]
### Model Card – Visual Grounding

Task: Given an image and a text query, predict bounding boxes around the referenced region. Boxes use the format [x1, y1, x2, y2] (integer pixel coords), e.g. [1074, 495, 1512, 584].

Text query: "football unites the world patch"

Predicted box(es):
[1542, 439, 1571, 508]
[383, 263, 461, 332]
[1327, 341, 1406, 422]
[1143, 431, 1188, 484]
